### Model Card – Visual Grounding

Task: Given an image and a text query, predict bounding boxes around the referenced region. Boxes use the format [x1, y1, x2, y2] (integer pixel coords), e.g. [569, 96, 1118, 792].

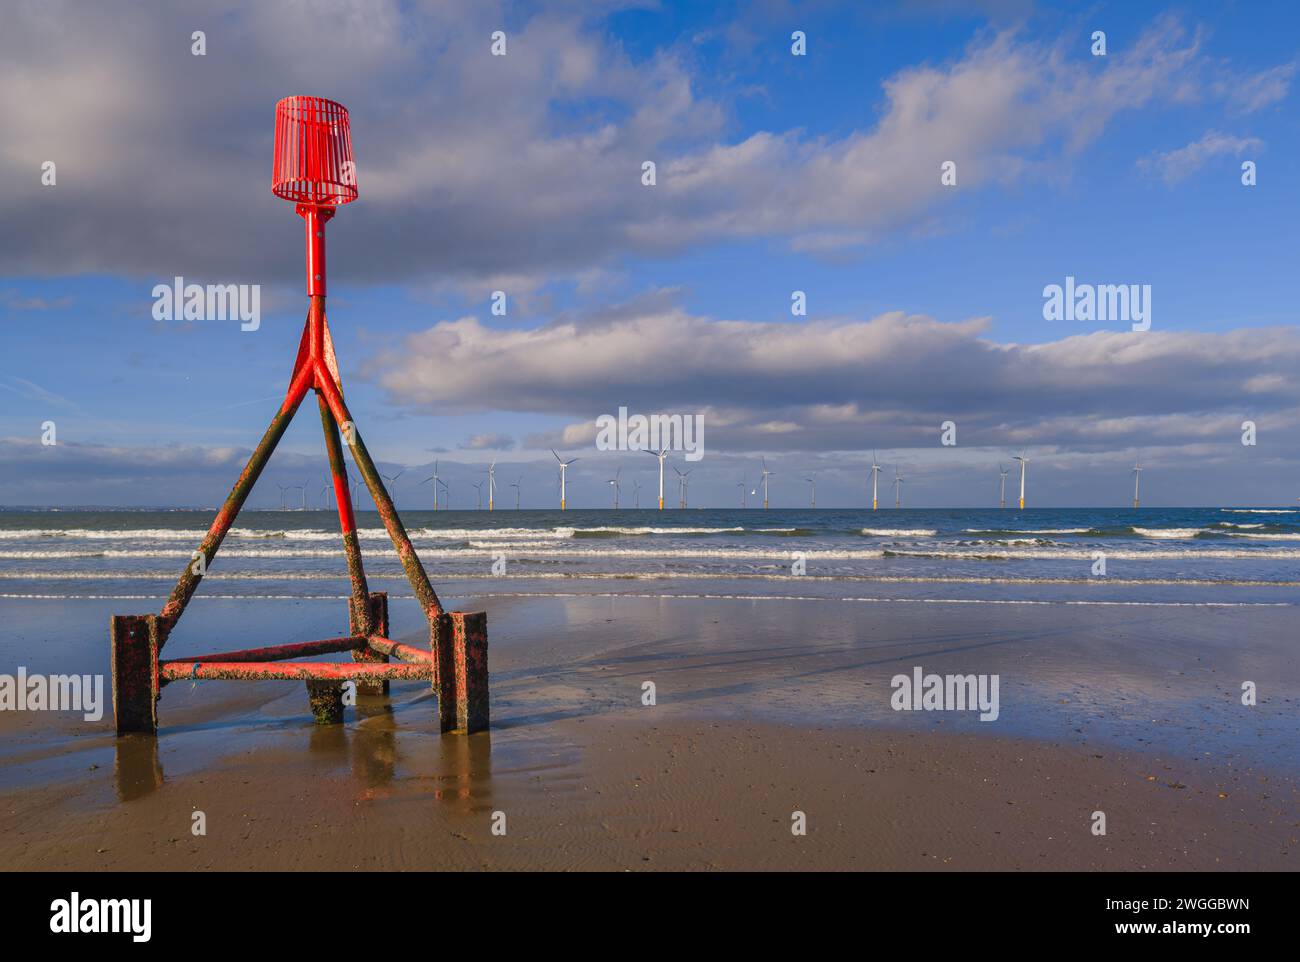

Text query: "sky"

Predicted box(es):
[1, 0, 1298, 509]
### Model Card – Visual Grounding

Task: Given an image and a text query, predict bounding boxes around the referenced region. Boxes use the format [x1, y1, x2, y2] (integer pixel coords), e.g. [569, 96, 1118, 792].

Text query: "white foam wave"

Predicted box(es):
[886, 547, 1300, 560]
[963, 528, 1092, 535]
[572, 526, 746, 535]
[0, 524, 766, 542]
[1, 590, 1281, 608]
[1, 546, 888, 562]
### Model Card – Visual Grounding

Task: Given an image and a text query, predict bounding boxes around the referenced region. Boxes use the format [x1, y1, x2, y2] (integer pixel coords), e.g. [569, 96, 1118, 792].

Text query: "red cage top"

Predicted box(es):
[272, 96, 358, 207]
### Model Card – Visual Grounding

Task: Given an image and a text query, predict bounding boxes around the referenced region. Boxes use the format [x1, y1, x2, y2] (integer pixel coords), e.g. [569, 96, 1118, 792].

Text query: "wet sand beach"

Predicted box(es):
[1, 592, 1296, 870]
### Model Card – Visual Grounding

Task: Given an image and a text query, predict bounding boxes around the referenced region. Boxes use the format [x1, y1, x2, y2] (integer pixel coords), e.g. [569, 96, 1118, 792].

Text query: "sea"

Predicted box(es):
[2, 505, 1297, 608]
[3, 505, 1299, 779]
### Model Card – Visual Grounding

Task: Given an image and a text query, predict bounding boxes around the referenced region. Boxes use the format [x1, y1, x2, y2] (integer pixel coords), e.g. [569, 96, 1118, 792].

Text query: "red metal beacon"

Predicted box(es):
[109, 97, 489, 737]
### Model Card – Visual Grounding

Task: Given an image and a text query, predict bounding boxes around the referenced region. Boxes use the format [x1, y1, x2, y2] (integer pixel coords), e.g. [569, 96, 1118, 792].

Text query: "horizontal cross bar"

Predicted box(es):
[159, 659, 433, 684]
[159, 635, 366, 667]
[366, 635, 434, 664]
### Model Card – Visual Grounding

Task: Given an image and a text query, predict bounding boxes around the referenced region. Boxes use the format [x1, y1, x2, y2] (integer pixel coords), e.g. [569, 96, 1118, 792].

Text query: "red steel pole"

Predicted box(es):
[159, 660, 432, 683]
[315, 366, 445, 621]
[158, 635, 364, 670]
[366, 635, 435, 664]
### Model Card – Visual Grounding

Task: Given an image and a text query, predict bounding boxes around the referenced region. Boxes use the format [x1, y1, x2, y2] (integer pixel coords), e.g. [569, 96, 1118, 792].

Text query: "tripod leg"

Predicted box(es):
[318, 392, 389, 693]
[318, 392, 371, 624]
[156, 370, 313, 648]
[316, 367, 444, 621]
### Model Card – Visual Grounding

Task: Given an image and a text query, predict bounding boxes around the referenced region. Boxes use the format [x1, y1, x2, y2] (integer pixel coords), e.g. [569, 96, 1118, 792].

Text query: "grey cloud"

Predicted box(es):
[0, 436, 403, 508]
[360, 300, 1300, 453]
[1, 4, 1283, 285]
[458, 433, 516, 450]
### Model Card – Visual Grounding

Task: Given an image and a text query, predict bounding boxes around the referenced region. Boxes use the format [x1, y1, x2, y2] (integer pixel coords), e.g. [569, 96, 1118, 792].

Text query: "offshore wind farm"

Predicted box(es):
[132, 442, 1297, 516]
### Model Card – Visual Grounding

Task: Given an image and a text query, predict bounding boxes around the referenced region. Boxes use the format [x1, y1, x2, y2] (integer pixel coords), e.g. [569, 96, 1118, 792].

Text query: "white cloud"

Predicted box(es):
[1138, 129, 1263, 185]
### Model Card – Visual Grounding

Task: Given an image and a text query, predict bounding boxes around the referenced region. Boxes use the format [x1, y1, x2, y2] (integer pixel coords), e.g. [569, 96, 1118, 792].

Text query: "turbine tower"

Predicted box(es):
[552, 449, 578, 511]
[275, 482, 291, 511]
[760, 458, 773, 509]
[1013, 451, 1028, 510]
[893, 467, 903, 509]
[738, 473, 748, 508]
[488, 462, 496, 511]
[870, 452, 882, 511]
[1132, 459, 1142, 509]
[607, 467, 621, 508]
[805, 475, 816, 508]
[511, 476, 522, 510]
[673, 466, 691, 509]
[632, 479, 642, 508]
[646, 448, 669, 510]
[420, 460, 440, 510]
[301, 479, 310, 511]
[380, 468, 403, 507]
[472, 479, 484, 510]
[998, 464, 1009, 509]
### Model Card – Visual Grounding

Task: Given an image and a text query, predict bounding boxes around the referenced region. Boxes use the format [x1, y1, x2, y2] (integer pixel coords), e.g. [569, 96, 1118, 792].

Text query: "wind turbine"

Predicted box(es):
[275, 483, 291, 511]
[320, 481, 333, 511]
[870, 452, 882, 511]
[420, 461, 441, 511]
[1132, 459, 1142, 509]
[350, 479, 363, 506]
[607, 467, 621, 509]
[380, 468, 404, 507]
[552, 449, 578, 510]
[1013, 450, 1028, 510]
[487, 462, 496, 511]
[645, 448, 669, 510]
[301, 479, 310, 511]
[998, 464, 1009, 509]
[738, 473, 748, 508]
[632, 479, 642, 508]
[760, 458, 773, 509]
[805, 475, 816, 508]
[511, 476, 522, 510]
[472, 479, 484, 511]
[893, 467, 903, 509]
[671, 467, 695, 508]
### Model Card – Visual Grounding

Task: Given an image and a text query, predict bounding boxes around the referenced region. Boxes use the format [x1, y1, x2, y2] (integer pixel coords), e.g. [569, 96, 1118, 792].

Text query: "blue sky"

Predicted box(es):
[2, 0, 1299, 507]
